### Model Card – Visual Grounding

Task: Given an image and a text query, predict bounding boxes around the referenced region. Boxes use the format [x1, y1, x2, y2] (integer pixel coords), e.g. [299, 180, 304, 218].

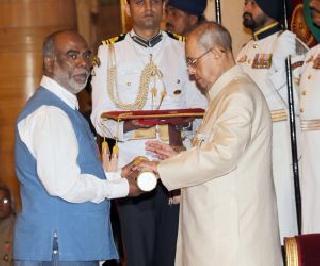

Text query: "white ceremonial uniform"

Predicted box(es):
[91, 30, 207, 266]
[158, 65, 282, 266]
[298, 44, 320, 233]
[236, 24, 308, 242]
[91, 30, 207, 167]
[18, 76, 129, 203]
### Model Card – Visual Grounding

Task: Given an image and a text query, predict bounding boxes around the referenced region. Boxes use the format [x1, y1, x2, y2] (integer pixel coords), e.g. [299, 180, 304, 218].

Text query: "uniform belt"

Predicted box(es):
[132, 125, 169, 141]
[300, 119, 320, 131]
[271, 109, 288, 122]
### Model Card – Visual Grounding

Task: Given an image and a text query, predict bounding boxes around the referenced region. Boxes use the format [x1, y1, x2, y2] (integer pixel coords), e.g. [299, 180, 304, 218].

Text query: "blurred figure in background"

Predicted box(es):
[165, 0, 206, 35]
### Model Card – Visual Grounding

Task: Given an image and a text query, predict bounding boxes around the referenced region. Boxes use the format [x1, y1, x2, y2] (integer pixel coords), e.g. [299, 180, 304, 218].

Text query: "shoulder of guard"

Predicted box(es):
[166, 31, 185, 42]
[101, 33, 127, 46]
[92, 56, 101, 68]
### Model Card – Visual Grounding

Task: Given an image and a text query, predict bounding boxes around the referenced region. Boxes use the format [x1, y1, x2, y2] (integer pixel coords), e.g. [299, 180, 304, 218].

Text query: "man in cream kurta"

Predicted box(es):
[134, 22, 282, 266]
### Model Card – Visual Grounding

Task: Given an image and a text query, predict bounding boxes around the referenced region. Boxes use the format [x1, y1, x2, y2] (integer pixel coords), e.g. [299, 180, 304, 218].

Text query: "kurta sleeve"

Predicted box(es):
[158, 89, 254, 191]
[18, 106, 129, 203]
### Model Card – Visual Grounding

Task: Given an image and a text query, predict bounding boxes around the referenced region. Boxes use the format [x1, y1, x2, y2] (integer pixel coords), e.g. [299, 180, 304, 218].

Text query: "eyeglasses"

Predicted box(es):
[186, 49, 213, 69]
[186, 48, 226, 69]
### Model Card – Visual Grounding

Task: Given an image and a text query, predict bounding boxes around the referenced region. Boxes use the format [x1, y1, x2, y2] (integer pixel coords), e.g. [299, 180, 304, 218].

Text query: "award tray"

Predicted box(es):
[101, 108, 205, 126]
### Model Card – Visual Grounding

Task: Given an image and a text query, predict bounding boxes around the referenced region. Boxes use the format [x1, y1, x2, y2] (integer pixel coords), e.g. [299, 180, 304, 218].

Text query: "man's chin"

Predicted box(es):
[243, 20, 255, 30]
[196, 80, 209, 94]
[69, 80, 87, 94]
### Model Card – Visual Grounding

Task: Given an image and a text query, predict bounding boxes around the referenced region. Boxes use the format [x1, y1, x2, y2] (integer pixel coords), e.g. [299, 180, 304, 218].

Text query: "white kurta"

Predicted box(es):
[298, 44, 320, 233]
[158, 66, 282, 266]
[17, 76, 129, 203]
[91, 30, 207, 167]
[236, 32, 307, 241]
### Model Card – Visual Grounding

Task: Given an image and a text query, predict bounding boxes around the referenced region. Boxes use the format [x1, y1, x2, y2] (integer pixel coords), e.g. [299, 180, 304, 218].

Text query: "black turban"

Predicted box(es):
[167, 0, 207, 15]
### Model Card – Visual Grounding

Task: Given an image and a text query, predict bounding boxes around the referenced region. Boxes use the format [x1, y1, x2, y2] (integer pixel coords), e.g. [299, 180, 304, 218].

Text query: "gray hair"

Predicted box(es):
[42, 29, 74, 73]
[42, 32, 57, 58]
[42, 29, 75, 58]
[189, 21, 233, 52]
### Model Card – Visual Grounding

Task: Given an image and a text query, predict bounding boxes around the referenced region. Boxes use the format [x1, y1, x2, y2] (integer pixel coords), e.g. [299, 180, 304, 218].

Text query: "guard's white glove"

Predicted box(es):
[272, 30, 296, 72]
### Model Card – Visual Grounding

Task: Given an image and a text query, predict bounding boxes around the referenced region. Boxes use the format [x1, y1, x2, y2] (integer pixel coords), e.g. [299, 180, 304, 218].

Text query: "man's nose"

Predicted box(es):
[187, 66, 196, 76]
[243, 2, 250, 12]
[144, 0, 152, 11]
[77, 56, 91, 69]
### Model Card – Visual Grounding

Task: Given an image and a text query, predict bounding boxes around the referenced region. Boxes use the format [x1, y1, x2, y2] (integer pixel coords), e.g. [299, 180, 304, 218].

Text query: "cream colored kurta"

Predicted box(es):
[299, 44, 320, 234]
[158, 66, 282, 266]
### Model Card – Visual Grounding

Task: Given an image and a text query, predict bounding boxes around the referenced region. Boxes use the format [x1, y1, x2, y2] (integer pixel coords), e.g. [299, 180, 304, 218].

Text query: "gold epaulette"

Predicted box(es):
[92, 56, 101, 68]
[166, 31, 186, 42]
[102, 34, 126, 46]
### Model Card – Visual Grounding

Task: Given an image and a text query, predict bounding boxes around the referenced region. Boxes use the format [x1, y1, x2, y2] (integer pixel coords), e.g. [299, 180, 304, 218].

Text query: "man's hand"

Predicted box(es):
[121, 160, 136, 179]
[132, 159, 159, 175]
[145, 140, 178, 160]
[165, 117, 194, 127]
[127, 170, 142, 197]
[123, 120, 152, 133]
[121, 161, 142, 196]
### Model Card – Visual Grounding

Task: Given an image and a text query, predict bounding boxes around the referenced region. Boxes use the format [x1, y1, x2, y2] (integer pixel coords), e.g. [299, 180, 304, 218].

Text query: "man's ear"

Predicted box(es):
[162, 0, 166, 14]
[43, 56, 54, 75]
[125, 1, 131, 18]
[189, 14, 198, 26]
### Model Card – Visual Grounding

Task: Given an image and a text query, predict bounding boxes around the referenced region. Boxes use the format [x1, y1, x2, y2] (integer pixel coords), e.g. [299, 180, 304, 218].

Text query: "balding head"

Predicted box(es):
[42, 30, 92, 94]
[185, 22, 235, 94]
[42, 30, 87, 71]
[187, 22, 232, 53]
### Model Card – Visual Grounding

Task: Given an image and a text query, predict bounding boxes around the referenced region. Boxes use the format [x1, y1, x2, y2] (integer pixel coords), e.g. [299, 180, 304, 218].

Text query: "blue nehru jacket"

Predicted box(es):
[167, 0, 206, 15]
[14, 88, 118, 261]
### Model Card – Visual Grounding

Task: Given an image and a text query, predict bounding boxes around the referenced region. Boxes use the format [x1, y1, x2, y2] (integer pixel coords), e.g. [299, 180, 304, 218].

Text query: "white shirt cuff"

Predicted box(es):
[104, 177, 129, 198]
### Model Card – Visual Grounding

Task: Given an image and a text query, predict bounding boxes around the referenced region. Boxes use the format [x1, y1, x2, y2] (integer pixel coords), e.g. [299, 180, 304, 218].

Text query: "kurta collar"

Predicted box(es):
[253, 22, 282, 41]
[208, 65, 243, 100]
[40, 76, 79, 110]
[129, 30, 163, 47]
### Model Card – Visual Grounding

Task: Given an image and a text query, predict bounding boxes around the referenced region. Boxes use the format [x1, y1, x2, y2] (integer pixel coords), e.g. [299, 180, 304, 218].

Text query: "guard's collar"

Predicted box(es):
[130, 31, 163, 47]
[253, 22, 282, 41]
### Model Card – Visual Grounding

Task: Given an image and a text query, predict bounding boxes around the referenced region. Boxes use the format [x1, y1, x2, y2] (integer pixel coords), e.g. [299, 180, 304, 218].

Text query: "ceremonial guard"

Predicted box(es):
[165, 0, 207, 35]
[236, 0, 308, 242]
[90, 1, 207, 265]
[298, 0, 320, 234]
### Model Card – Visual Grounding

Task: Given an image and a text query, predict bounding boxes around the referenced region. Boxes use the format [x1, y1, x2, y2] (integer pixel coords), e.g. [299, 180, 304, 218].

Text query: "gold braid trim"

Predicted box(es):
[107, 44, 162, 110]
